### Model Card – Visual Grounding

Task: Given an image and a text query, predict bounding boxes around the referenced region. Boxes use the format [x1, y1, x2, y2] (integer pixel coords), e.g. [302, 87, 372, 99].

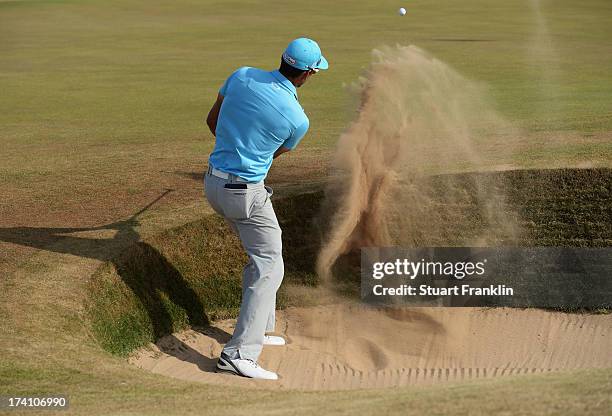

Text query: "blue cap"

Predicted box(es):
[282, 38, 329, 71]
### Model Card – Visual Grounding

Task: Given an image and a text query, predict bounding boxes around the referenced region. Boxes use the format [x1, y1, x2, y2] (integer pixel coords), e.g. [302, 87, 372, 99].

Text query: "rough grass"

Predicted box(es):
[404, 167, 612, 247]
[86, 216, 243, 356]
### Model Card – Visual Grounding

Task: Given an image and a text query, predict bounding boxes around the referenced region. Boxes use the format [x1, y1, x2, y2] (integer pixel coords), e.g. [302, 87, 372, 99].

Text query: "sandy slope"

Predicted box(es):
[129, 304, 612, 390]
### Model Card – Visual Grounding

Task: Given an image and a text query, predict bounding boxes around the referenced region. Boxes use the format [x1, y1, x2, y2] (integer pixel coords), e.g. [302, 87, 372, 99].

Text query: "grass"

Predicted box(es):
[1, 0, 612, 414]
[1, 361, 611, 415]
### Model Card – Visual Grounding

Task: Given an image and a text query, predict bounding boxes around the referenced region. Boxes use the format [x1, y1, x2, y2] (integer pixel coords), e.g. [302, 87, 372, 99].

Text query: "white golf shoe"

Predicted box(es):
[216, 352, 278, 380]
[263, 335, 286, 346]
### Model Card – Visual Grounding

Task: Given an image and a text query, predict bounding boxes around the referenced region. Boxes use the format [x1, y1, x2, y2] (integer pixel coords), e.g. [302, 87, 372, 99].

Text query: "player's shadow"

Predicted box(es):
[156, 334, 228, 373]
[168, 170, 203, 183]
[0, 189, 217, 340]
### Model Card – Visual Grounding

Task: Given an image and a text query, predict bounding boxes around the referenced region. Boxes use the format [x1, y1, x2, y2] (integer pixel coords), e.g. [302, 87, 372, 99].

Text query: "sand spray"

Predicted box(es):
[316, 45, 522, 281]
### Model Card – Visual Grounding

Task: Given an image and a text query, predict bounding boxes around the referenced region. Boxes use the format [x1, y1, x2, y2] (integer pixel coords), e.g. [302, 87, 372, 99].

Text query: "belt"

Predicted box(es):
[207, 166, 250, 183]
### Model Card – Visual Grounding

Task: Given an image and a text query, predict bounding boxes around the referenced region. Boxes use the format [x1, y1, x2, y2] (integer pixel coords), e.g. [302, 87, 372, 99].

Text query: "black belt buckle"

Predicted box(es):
[224, 183, 247, 189]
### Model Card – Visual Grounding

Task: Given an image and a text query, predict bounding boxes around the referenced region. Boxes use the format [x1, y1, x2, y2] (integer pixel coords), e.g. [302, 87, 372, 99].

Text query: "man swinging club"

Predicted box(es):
[204, 38, 328, 380]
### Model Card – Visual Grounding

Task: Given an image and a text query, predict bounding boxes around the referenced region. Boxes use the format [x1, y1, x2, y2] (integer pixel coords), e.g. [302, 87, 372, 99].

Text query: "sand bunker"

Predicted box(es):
[129, 304, 612, 390]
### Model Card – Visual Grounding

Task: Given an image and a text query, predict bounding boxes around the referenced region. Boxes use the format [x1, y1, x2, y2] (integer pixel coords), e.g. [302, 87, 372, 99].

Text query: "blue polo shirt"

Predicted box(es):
[208, 67, 310, 182]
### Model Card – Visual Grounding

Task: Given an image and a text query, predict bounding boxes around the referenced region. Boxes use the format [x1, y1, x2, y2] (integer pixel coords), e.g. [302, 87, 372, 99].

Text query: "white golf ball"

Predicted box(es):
[398, 7, 407, 16]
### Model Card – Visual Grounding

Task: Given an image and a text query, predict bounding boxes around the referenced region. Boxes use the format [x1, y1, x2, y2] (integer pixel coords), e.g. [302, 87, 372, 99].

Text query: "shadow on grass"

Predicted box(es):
[170, 170, 204, 182]
[0, 189, 230, 359]
[117, 241, 210, 338]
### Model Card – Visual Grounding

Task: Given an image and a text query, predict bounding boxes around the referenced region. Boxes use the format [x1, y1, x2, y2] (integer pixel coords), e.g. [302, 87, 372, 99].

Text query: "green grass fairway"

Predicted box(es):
[1, 0, 611, 414]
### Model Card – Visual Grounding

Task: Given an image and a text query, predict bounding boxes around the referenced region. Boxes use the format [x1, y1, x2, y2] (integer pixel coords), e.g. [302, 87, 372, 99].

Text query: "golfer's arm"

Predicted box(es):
[206, 94, 224, 137]
[273, 146, 291, 159]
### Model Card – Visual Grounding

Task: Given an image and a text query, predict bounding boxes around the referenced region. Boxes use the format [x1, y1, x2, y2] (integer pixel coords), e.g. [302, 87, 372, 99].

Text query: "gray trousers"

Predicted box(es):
[204, 170, 283, 361]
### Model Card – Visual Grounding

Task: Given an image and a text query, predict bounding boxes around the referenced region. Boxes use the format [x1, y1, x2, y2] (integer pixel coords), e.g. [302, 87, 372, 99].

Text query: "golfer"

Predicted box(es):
[204, 38, 328, 380]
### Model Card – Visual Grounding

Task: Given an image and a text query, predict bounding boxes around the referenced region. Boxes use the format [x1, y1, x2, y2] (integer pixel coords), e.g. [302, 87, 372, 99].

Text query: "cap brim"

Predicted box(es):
[315, 55, 329, 70]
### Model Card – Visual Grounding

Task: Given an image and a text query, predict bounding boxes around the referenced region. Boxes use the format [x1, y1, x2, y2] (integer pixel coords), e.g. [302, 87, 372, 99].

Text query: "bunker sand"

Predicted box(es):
[130, 304, 612, 390]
